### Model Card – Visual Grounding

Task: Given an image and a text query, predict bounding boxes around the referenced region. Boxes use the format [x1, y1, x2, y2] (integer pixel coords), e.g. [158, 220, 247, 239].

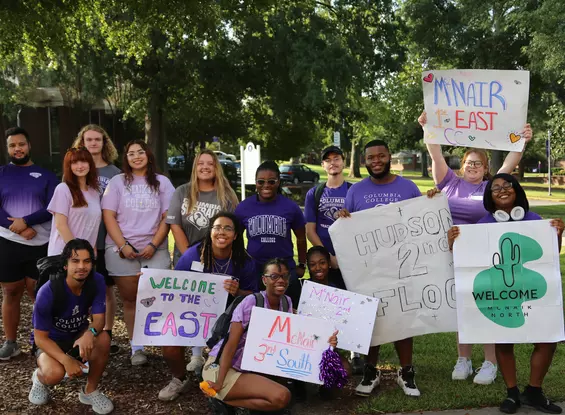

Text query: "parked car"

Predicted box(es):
[279, 164, 320, 184]
[214, 150, 237, 161]
[220, 159, 241, 189]
[167, 155, 185, 169]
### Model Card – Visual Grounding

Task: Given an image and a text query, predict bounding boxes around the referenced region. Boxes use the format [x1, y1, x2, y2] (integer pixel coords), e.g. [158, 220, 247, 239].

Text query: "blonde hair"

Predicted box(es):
[73, 124, 119, 164]
[459, 148, 492, 180]
[186, 149, 239, 214]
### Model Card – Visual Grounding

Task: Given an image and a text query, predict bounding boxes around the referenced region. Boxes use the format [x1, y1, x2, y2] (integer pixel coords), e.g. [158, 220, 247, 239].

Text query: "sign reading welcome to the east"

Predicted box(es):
[329, 194, 457, 346]
[422, 69, 529, 152]
[132, 268, 229, 346]
[454, 221, 565, 344]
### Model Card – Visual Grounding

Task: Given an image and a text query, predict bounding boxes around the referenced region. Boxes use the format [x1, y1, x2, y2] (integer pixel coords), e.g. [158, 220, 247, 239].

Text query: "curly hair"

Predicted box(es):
[122, 140, 162, 194]
[73, 124, 118, 164]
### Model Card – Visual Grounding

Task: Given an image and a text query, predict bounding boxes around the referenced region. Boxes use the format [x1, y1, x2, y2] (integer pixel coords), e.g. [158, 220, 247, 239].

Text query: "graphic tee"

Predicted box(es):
[0, 164, 58, 246]
[47, 183, 102, 256]
[101, 174, 175, 249]
[438, 169, 488, 225]
[95, 164, 121, 250]
[345, 176, 422, 213]
[304, 182, 349, 255]
[33, 272, 106, 342]
[176, 242, 258, 293]
[235, 194, 306, 267]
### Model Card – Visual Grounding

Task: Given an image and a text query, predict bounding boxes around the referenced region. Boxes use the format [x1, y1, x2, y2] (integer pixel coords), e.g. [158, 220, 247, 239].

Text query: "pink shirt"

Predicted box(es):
[47, 183, 101, 255]
[101, 173, 175, 250]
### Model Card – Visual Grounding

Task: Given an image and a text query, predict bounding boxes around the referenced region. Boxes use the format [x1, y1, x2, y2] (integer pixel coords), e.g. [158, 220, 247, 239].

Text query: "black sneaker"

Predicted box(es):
[397, 366, 421, 397]
[208, 398, 236, 415]
[500, 397, 521, 414]
[355, 364, 380, 397]
[351, 355, 364, 375]
[521, 388, 563, 414]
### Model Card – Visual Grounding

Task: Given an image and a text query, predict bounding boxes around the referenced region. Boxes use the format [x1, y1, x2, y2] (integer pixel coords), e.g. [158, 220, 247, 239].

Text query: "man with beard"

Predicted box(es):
[338, 139, 422, 398]
[0, 127, 58, 360]
[304, 146, 351, 289]
[29, 239, 113, 413]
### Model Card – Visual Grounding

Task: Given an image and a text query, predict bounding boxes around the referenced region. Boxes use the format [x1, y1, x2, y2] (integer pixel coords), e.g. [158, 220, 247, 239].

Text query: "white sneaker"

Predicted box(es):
[473, 361, 497, 385]
[452, 357, 473, 380]
[28, 369, 50, 405]
[355, 364, 381, 397]
[79, 387, 114, 414]
[186, 355, 205, 372]
[397, 366, 421, 397]
[130, 349, 147, 366]
[158, 377, 190, 401]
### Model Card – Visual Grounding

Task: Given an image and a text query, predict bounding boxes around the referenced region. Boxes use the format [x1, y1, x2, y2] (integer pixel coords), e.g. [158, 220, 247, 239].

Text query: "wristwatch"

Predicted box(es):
[297, 262, 306, 269]
[89, 327, 99, 337]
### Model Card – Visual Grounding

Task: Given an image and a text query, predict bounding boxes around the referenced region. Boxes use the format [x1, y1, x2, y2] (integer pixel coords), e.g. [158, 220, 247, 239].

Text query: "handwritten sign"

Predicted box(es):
[241, 307, 335, 384]
[454, 221, 565, 344]
[329, 194, 457, 346]
[297, 280, 379, 354]
[422, 69, 529, 151]
[132, 268, 229, 346]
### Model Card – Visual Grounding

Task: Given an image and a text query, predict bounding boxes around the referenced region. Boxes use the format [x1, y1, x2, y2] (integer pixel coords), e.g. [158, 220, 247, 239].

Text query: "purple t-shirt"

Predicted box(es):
[0, 164, 58, 246]
[176, 242, 258, 293]
[438, 169, 488, 225]
[33, 272, 106, 342]
[209, 291, 293, 371]
[477, 211, 542, 223]
[304, 182, 350, 255]
[235, 194, 306, 267]
[101, 173, 175, 249]
[47, 183, 102, 256]
[345, 176, 421, 213]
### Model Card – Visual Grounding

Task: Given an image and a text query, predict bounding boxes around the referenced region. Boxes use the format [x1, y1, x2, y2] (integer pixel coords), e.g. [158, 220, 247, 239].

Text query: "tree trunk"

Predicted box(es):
[490, 150, 504, 176]
[421, 150, 429, 177]
[348, 139, 361, 178]
[0, 105, 7, 164]
[145, 92, 167, 173]
[518, 159, 525, 180]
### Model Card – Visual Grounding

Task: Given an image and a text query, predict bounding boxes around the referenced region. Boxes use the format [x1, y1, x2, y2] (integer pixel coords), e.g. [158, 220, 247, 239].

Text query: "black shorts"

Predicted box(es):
[0, 237, 47, 283]
[96, 249, 115, 286]
[35, 336, 80, 359]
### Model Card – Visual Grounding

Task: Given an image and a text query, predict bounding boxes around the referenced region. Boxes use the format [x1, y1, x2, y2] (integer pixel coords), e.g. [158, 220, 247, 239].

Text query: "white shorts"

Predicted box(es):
[105, 246, 171, 276]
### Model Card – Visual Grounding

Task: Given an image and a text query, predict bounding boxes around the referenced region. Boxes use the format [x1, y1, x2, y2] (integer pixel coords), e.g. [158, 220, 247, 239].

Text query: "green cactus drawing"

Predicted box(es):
[473, 232, 546, 328]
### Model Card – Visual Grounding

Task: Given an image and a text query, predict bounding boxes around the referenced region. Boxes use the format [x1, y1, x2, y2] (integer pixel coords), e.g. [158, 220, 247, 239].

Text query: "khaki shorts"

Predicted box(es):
[105, 246, 171, 276]
[202, 356, 242, 401]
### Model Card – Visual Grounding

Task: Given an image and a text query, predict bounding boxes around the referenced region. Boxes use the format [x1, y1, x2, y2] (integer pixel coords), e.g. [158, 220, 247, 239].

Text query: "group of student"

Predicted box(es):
[0, 113, 562, 414]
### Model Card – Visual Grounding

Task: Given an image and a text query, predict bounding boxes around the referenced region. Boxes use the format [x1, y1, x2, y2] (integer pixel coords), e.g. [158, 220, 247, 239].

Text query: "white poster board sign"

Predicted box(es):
[240, 142, 261, 201]
[454, 221, 565, 344]
[132, 268, 229, 346]
[329, 194, 457, 346]
[241, 307, 335, 384]
[297, 280, 379, 354]
[422, 69, 529, 151]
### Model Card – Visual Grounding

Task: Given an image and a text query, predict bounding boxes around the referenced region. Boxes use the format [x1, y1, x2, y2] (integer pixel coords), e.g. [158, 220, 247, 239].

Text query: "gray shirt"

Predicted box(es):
[166, 183, 234, 263]
[96, 164, 121, 250]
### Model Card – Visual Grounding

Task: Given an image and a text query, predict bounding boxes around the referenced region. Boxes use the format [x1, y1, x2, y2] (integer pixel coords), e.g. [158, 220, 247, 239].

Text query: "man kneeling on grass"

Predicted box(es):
[29, 239, 113, 414]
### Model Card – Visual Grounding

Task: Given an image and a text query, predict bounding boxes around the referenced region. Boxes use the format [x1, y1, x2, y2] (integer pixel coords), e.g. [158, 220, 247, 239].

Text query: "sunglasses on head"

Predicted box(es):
[256, 179, 278, 186]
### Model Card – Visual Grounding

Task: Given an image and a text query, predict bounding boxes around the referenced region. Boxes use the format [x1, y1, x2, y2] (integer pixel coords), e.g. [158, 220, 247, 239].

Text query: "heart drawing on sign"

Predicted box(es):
[509, 133, 521, 143]
[468, 135, 476, 141]
[423, 73, 434, 83]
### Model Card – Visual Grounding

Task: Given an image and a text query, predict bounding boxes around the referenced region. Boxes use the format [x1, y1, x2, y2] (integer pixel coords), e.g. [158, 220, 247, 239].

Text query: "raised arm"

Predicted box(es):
[498, 124, 533, 174]
[419, 112, 449, 184]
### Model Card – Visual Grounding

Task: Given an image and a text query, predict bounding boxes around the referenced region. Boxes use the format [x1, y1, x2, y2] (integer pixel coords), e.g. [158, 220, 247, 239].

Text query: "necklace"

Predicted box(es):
[213, 253, 232, 274]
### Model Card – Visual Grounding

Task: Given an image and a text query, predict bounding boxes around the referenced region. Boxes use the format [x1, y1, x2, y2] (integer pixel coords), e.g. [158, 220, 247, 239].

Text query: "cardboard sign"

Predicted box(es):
[454, 221, 565, 344]
[297, 280, 379, 354]
[132, 268, 229, 346]
[422, 69, 529, 151]
[329, 194, 457, 346]
[241, 307, 335, 384]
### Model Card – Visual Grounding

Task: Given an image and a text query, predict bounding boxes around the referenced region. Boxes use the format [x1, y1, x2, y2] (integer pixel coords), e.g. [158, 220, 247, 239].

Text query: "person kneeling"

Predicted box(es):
[202, 258, 338, 414]
[29, 239, 113, 414]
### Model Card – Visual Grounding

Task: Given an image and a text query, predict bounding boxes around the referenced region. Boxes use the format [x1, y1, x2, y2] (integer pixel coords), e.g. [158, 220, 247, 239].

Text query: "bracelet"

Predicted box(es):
[89, 327, 99, 337]
[148, 242, 158, 251]
[118, 242, 128, 252]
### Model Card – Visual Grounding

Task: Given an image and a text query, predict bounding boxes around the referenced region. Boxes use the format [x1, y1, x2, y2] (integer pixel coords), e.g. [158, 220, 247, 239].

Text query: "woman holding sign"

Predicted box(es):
[201, 258, 338, 414]
[157, 212, 257, 401]
[420, 111, 532, 385]
[448, 174, 564, 414]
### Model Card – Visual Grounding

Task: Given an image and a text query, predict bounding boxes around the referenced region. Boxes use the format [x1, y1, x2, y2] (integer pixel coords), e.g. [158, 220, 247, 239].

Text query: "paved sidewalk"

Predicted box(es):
[388, 403, 564, 415]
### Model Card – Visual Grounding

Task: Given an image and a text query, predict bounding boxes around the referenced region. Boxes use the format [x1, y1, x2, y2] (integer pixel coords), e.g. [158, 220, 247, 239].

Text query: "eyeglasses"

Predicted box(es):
[491, 182, 513, 193]
[211, 225, 235, 233]
[127, 150, 146, 158]
[256, 179, 278, 186]
[263, 273, 290, 281]
[465, 160, 484, 168]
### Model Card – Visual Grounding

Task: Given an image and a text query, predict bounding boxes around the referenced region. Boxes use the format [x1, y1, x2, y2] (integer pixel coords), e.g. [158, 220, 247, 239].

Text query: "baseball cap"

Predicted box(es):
[321, 146, 344, 160]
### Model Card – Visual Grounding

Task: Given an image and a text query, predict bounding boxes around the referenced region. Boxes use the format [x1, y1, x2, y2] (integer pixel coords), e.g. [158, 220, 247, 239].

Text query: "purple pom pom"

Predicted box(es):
[319, 347, 348, 389]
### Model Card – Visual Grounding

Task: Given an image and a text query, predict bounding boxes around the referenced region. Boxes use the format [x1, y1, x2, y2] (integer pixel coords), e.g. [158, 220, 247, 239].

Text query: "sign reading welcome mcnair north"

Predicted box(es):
[422, 69, 529, 152]
[329, 195, 457, 346]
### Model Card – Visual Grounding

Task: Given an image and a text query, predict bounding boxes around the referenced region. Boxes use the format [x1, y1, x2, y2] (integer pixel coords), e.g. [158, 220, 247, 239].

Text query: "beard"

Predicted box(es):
[10, 154, 31, 165]
[366, 160, 391, 179]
